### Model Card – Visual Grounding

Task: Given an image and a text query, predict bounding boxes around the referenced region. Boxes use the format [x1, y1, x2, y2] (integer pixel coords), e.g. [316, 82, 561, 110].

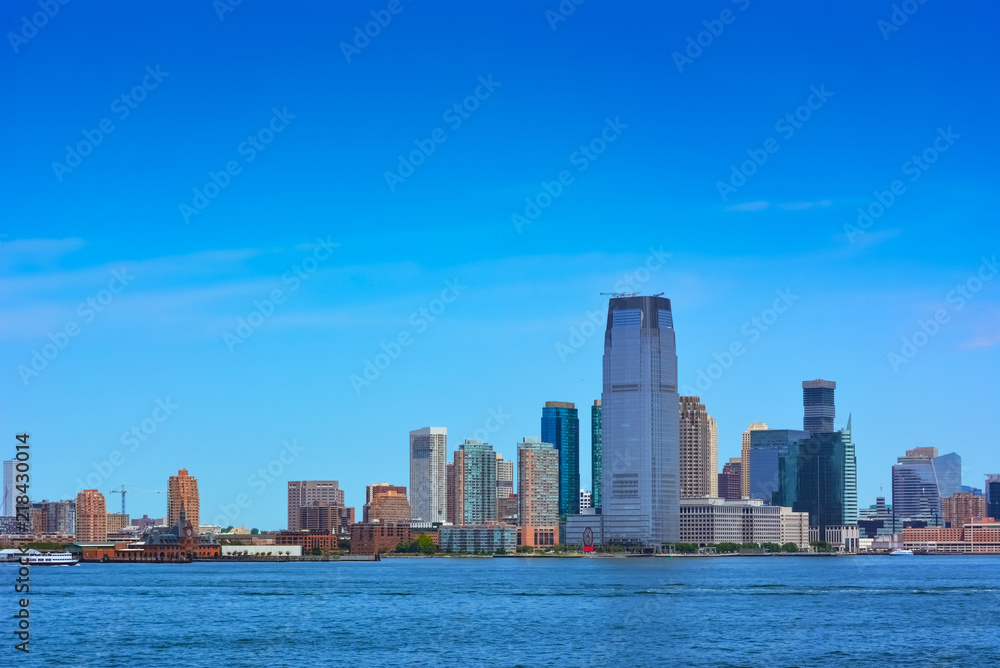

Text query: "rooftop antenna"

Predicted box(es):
[600, 292, 637, 298]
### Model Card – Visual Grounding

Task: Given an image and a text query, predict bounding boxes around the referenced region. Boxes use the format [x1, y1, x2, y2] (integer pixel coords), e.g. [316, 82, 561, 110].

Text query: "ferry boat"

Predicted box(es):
[0, 549, 79, 566]
[890, 549, 914, 556]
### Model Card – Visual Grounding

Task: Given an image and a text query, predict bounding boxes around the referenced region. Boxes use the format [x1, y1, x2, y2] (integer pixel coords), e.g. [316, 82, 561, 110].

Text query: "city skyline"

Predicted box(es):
[3, 4, 997, 530]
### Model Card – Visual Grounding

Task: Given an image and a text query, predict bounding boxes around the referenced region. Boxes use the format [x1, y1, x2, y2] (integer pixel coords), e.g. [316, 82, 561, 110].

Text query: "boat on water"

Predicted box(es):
[0, 549, 79, 566]
[890, 549, 914, 556]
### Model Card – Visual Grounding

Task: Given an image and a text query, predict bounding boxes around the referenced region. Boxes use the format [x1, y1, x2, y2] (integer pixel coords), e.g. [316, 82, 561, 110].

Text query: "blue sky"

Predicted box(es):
[2, 1, 997, 528]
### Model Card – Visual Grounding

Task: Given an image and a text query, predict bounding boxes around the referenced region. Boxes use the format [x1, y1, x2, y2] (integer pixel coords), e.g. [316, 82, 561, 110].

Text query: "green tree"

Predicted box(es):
[715, 542, 740, 553]
[415, 533, 436, 555]
[781, 542, 799, 553]
[810, 540, 833, 553]
[250, 528, 260, 535]
[516, 545, 534, 553]
[395, 540, 413, 553]
[741, 542, 759, 550]
[762, 542, 782, 553]
[674, 543, 698, 554]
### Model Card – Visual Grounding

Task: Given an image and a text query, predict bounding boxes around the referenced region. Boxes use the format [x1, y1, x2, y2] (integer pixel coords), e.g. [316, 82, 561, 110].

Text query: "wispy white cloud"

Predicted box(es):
[726, 200, 833, 213]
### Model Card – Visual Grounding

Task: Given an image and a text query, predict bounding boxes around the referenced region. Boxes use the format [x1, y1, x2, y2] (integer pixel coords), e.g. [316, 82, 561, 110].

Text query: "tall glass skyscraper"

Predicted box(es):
[591, 400, 602, 510]
[774, 417, 857, 540]
[802, 379, 836, 433]
[458, 439, 496, 525]
[541, 401, 580, 519]
[749, 429, 809, 503]
[600, 294, 679, 545]
[891, 447, 962, 531]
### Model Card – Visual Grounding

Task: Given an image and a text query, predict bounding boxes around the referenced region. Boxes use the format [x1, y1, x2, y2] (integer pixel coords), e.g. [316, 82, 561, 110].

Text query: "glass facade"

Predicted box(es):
[591, 400, 602, 509]
[802, 379, 836, 434]
[749, 429, 808, 504]
[541, 402, 580, 520]
[987, 475, 1000, 521]
[600, 295, 679, 545]
[409, 427, 447, 523]
[891, 448, 962, 531]
[774, 420, 857, 540]
[459, 439, 496, 525]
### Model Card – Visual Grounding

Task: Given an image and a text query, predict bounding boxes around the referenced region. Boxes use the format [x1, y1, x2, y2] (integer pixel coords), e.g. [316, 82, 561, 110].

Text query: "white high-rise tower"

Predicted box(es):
[409, 427, 447, 523]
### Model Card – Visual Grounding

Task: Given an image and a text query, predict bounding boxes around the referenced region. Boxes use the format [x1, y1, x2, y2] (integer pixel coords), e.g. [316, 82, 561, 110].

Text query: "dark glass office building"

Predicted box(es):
[591, 400, 602, 510]
[542, 401, 580, 519]
[802, 379, 836, 434]
[774, 418, 857, 541]
[985, 475, 1000, 521]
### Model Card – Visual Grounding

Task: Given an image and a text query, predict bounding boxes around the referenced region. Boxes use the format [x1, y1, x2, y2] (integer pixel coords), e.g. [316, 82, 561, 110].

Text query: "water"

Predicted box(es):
[6, 556, 999, 667]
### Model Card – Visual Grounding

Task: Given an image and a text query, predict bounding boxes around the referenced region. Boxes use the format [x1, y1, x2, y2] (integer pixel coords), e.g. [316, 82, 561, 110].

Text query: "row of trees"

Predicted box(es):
[394, 534, 437, 554]
[665, 542, 803, 554]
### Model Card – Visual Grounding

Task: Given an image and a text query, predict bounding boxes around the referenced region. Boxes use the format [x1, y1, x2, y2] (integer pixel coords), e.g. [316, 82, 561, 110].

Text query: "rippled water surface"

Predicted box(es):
[6, 556, 999, 667]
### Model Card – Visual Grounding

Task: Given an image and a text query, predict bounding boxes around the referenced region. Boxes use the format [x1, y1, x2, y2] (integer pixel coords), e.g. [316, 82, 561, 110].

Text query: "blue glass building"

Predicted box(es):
[542, 401, 579, 519]
[591, 400, 602, 510]
[749, 429, 809, 504]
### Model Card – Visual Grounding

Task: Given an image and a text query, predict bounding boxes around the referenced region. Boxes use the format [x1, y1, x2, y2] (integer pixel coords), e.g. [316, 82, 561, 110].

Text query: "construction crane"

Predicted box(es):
[108, 486, 163, 515]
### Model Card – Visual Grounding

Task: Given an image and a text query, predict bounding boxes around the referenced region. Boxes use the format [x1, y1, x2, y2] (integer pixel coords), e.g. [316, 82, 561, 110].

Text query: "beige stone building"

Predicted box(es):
[679, 397, 718, 498]
[680, 497, 809, 549]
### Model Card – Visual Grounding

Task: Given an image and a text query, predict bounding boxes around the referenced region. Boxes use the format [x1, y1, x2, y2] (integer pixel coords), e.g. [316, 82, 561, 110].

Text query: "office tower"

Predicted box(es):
[287, 481, 345, 530]
[678, 397, 718, 498]
[541, 401, 580, 519]
[891, 448, 962, 530]
[719, 458, 742, 500]
[167, 469, 200, 529]
[2, 460, 15, 516]
[299, 502, 355, 533]
[749, 429, 808, 503]
[858, 497, 894, 539]
[740, 423, 768, 498]
[987, 475, 1000, 520]
[39, 499, 75, 535]
[803, 379, 836, 433]
[774, 417, 858, 541]
[75, 489, 107, 542]
[517, 437, 560, 547]
[591, 400, 602, 509]
[601, 294, 680, 545]
[409, 427, 447, 523]
[454, 439, 496, 525]
[941, 493, 985, 528]
[579, 489, 593, 510]
[363, 483, 409, 523]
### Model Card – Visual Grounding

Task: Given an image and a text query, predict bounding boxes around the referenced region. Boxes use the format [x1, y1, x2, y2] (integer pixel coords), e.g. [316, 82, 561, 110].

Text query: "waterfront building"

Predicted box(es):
[140, 504, 221, 561]
[941, 492, 986, 527]
[903, 519, 1000, 554]
[774, 418, 858, 543]
[409, 427, 447, 523]
[221, 544, 302, 557]
[986, 475, 1000, 521]
[106, 512, 130, 535]
[439, 524, 516, 554]
[740, 423, 768, 498]
[496, 454, 514, 501]
[363, 483, 408, 522]
[366, 490, 410, 525]
[679, 397, 718, 498]
[75, 489, 107, 542]
[349, 522, 439, 555]
[541, 401, 580, 519]
[517, 437, 560, 548]
[802, 379, 836, 433]
[749, 429, 808, 503]
[579, 489, 593, 510]
[891, 448, 962, 531]
[498, 494, 518, 524]
[718, 458, 742, 500]
[598, 294, 680, 546]
[167, 469, 200, 529]
[275, 531, 337, 552]
[591, 400, 602, 509]
[809, 524, 860, 553]
[454, 439, 497, 525]
[679, 497, 809, 549]
[287, 481, 345, 531]
[1, 460, 14, 517]
[299, 502, 355, 534]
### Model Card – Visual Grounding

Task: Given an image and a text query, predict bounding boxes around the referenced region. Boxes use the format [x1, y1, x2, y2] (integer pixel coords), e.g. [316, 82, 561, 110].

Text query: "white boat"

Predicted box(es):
[890, 549, 914, 556]
[0, 549, 79, 566]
